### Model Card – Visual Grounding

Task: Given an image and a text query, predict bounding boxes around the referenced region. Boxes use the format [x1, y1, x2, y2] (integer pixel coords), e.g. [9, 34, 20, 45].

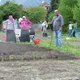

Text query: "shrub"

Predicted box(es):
[23, 7, 47, 23]
[73, 0, 80, 26]
[1, 2, 23, 20]
[0, 2, 47, 25]
[58, 0, 78, 32]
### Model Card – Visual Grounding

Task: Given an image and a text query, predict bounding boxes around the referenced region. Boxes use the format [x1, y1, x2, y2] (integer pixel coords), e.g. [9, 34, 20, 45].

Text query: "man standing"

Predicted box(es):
[51, 10, 64, 48]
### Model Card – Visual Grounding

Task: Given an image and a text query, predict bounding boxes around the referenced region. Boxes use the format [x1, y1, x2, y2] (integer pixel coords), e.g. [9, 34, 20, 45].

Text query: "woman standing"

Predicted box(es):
[19, 16, 32, 42]
[3, 15, 16, 42]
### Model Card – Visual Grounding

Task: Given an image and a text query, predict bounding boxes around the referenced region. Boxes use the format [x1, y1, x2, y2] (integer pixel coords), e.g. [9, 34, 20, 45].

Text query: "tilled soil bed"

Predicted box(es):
[0, 43, 79, 61]
[0, 42, 79, 80]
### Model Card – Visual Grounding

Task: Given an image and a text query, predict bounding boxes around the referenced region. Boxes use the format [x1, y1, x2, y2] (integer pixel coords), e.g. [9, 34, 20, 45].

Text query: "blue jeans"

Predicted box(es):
[54, 30, 62, 48]
[68, 29, 72, 37]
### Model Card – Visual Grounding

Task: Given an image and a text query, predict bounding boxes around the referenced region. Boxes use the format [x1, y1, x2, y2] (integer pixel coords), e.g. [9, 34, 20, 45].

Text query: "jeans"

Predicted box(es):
[68, 29, 72, 37]
[54, 30, 62, 48]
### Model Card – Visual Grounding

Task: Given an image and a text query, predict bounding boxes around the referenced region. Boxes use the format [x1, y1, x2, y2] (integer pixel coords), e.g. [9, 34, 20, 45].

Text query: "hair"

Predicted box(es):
[54, 9, 58, 13]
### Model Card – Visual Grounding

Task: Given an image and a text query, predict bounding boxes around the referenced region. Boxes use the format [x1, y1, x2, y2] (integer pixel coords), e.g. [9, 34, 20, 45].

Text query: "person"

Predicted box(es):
[72, 22, 77, 37]
[2, 15, 16, 42]
[14, 19, 19, 29]
[68, 21, 73, 37]
[41, 20, 48, 37]
[51, 10, 64, 48]
[18, 18, 22, 25]
[19, 16, 32, 42]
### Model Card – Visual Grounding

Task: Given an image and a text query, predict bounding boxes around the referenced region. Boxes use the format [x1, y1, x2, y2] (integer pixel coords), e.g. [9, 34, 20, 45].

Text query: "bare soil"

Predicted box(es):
[0, 43, 79, 80]
[0, 60, 80, 80]
[0, 26, 80, 80]
[0, 43, 79, 61]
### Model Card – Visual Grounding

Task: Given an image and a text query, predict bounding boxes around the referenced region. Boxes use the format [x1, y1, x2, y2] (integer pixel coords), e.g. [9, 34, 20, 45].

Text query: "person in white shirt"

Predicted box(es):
[41, 20, 48, 37]
[68, 21, 73, 37]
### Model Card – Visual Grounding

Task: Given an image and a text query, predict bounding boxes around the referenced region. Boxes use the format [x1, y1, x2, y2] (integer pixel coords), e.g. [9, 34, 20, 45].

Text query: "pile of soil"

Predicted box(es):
[0, 43, 79, 61]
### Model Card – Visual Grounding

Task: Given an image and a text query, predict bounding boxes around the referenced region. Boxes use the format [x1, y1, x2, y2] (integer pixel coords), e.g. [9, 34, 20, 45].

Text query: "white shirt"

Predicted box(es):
[69, 24, 73, 30]
[3, 19, 15, 30]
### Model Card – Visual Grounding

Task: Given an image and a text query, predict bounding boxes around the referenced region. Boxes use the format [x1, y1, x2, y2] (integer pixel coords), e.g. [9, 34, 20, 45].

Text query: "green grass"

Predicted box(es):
[38, 35, 80, 57]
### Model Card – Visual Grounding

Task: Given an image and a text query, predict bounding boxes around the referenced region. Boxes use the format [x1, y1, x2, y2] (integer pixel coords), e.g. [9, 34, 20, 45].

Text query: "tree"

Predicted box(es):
[50, 0, 59, 11]
[23, 7, 47, 23]
[58, 0, 78, 32]
[73, 0, 80, 26]
[0, 2, 47, 25]
[1, 1, 23, 19]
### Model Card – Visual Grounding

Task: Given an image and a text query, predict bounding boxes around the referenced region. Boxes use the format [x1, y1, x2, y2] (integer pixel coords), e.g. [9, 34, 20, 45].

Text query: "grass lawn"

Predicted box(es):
[39, 35, 80, 57]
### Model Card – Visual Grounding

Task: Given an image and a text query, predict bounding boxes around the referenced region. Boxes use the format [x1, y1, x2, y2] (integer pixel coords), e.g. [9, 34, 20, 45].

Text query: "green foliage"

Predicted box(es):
[23, 7, 47, 23]
[0, 10, 5, 24]
[73, 0, 80, 26]
[0, 2, 47, 25]
[50, 0, 59, 11]
[58, 0, 78, 32]
[48, 11, 54, 21]
[1, 2, 23, 19]
[39, 35, 80, 56]
[58, 0, 78, 23]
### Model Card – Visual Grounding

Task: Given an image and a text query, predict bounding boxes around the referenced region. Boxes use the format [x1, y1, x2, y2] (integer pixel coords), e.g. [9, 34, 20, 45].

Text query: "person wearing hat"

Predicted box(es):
[19, 16, 32, 42]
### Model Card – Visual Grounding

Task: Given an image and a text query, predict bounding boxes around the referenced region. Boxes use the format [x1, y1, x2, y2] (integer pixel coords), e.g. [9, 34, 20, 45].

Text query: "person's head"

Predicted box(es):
[44, 20, 46, 22]
[22, 16, 26, 20]
[9, 15, 14, 20]
[54, 10, 59, 16]
[69, 21, 72, 24]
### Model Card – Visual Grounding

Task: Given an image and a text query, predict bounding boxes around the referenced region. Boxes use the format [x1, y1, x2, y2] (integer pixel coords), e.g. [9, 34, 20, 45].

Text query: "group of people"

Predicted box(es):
[3, 15, 32, 42]
[2, 9, 64, 48]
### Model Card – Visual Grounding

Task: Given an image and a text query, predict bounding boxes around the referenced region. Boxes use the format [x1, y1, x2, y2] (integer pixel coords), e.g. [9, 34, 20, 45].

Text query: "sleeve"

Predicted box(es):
[2, 20, 8, 29]
[46, 23, 48, 28]
[27, 20, 32, 26]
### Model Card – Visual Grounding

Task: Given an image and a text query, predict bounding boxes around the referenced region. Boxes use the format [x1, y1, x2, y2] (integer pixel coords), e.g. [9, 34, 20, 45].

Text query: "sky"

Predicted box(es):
[0, 0, 50, 7]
